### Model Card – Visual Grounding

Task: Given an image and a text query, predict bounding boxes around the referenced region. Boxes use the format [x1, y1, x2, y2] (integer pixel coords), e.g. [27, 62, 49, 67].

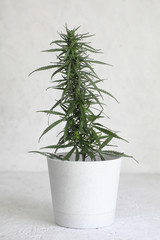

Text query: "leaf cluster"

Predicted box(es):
[29, 25, 135, 162]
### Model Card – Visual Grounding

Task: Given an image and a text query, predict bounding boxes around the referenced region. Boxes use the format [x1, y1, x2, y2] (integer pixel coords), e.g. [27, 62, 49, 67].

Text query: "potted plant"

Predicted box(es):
[29, 25, 135, 229]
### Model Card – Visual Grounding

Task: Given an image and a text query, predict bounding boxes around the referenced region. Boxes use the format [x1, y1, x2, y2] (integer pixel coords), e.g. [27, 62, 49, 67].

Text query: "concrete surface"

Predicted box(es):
[0, 172, 159, 240]
[1, 0, 160, 173]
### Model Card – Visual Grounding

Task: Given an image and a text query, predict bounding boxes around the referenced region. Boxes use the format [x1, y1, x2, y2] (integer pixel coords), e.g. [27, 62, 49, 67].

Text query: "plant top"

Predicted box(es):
[29, 25, 135, 161]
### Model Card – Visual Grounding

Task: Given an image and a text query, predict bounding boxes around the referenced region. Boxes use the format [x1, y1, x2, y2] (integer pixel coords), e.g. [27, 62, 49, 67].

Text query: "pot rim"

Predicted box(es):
[47, 152, 121, 164]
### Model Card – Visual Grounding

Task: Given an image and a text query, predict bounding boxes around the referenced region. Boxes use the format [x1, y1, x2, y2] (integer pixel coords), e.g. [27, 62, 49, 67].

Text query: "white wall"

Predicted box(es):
[0, 0, 160, 172]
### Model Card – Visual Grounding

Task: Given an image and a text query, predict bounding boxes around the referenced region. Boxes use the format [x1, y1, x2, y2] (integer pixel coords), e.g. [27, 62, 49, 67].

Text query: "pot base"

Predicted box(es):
[54, 210, 115, 229]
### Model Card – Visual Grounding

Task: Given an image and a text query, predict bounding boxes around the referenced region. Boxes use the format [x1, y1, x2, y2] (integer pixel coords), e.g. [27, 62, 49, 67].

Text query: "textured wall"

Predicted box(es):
[0, 0, 160, 172]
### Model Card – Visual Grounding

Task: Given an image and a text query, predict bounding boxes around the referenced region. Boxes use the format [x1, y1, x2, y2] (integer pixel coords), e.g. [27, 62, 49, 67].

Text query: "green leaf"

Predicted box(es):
[87, 79, 102, 86]
[82, 61, 97, 76]
[83, 47, 102, 53]
[87, 60, 112, 66]
[102, 150, 138, 162]
[100, 136, 113, 149]
[51, 66, 65, 79]
[37, 110, 65, 116]
[98, 88, 119, 103]
[61, 87, 68, 102]
[63, 146, 76, 160]
[94, 122, 118, 133]
[40, 143, 72, 149]
[80, 104, 87, 128]
[28, 151, 64, 160]
[87, 90, 103, 110]
[28, 65, 58, 76]
[50, 79, 66, 83]
[75, 147, 79, 161]
[73, 25, 81, 32]
[41, 48, 63, 52]
[39, 118, 64, 141]
[94, 126, 128, 142]
[50, 100, 61, 111]
[78, 42, 101, 52]
[66, 103, 77, 116]
[64, 49, 70, 60]
[87, 150, 96, 161]
[64, 120, 71, 142]
[50, 40, 66, 45]
[53, 82, 66, 89]
[82, 71, 101, 80]
[84, 75, 103, 98]
[92, 129, 101, 145]
[67, 62, 71, 80]
[51, 62, 69, 79]
[98, 152, 105, 160]
[87, 112, 103, 122]
[78, 34, 95, 39]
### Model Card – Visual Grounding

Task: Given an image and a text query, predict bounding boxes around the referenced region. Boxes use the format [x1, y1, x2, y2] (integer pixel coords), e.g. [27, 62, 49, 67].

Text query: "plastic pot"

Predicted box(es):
[47, 153, 121, 229]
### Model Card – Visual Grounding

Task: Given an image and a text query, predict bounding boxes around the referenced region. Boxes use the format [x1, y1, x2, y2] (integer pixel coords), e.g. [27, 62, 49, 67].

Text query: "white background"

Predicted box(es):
[0, 0, 160, 172]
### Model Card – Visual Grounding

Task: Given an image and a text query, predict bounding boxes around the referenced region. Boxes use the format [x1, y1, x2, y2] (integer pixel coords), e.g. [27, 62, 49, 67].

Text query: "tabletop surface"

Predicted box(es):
[0, 172, 160, 240]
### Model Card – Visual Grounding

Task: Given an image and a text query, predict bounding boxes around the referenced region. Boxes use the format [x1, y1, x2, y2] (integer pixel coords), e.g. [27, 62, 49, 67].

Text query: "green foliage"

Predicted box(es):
[29, 25, 135, 161]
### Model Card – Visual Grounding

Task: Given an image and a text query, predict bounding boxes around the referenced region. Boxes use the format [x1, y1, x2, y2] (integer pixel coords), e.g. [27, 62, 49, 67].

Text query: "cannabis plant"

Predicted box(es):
[29, 25, 134, 161]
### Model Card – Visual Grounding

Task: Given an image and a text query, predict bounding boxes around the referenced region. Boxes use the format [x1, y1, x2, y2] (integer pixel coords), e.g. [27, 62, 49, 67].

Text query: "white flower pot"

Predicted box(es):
[47, 153, 121, 229]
